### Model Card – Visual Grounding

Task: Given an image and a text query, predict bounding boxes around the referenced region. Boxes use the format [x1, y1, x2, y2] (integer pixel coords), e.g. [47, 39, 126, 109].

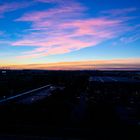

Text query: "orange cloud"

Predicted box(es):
[5, 58, 140, 70]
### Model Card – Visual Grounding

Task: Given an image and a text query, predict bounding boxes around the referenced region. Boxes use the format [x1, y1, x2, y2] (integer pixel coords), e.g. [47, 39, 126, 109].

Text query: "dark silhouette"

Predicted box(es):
[0, 70, 140, 139]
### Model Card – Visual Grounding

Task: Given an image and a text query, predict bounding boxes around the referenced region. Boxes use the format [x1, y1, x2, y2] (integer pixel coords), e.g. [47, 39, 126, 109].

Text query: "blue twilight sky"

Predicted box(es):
[0, 0, 140, 69]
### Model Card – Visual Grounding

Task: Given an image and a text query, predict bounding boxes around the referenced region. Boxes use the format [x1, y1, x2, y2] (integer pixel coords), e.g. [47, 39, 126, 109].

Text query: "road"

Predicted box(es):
[71, 92, 87, 122]
[0, 85, 55, 105]
[17, 86, 56, 104]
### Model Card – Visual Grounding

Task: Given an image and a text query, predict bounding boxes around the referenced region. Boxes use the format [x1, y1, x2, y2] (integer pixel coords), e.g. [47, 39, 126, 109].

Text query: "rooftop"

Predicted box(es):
[89, 76, 140, 83]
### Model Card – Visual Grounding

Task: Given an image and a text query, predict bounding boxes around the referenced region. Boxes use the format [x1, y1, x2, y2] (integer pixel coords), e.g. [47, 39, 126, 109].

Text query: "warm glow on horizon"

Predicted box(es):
[1, 58, 139, 70]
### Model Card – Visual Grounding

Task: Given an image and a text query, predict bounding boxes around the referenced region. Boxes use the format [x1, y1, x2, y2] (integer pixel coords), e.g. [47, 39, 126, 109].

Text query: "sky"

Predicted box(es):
[0, 0, 140, 70]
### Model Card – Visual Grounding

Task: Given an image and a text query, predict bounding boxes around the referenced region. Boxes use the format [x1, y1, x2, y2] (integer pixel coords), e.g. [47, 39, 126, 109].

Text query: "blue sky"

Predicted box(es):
[0, 0, 140, 69]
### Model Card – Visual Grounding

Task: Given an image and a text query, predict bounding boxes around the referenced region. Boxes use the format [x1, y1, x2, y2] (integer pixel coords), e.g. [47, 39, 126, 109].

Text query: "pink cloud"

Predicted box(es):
[120, 33, 140, 43]
[13, 16, 126, 58]
[0, 2, 33, 18]
[35, 0, 82, 7]
[101, 8, 137, 16]
[13, 1, 138, 59]
[16, 3, 86, 22]
[36, 0, 64, 3]
[14, 37, 99, 58]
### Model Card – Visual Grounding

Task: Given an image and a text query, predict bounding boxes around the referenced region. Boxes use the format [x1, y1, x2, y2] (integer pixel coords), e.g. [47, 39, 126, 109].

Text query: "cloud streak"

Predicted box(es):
[6, 58, 140, 70]
[35, 0, 65, 4]
[0, 2, 33, 18]
[11, 0, 139, 59]
[101, 8, 137, 16]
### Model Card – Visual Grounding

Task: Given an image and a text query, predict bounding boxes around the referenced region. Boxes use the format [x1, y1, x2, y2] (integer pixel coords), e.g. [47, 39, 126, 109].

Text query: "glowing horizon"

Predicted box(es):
[0, 58, 140, 70]
[0, 0, 140, 70]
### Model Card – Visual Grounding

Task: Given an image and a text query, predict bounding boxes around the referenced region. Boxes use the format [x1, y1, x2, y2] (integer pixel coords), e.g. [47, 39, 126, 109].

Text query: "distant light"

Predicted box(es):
[2, 71, 6, 74]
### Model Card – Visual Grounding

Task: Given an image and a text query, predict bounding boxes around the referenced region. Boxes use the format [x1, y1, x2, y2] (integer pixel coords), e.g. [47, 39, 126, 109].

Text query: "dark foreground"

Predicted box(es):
[0, 70, 140, 139]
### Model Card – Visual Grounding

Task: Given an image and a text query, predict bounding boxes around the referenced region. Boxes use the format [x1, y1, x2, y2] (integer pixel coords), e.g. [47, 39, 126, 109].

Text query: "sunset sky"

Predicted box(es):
[0, 0, 140, 70]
